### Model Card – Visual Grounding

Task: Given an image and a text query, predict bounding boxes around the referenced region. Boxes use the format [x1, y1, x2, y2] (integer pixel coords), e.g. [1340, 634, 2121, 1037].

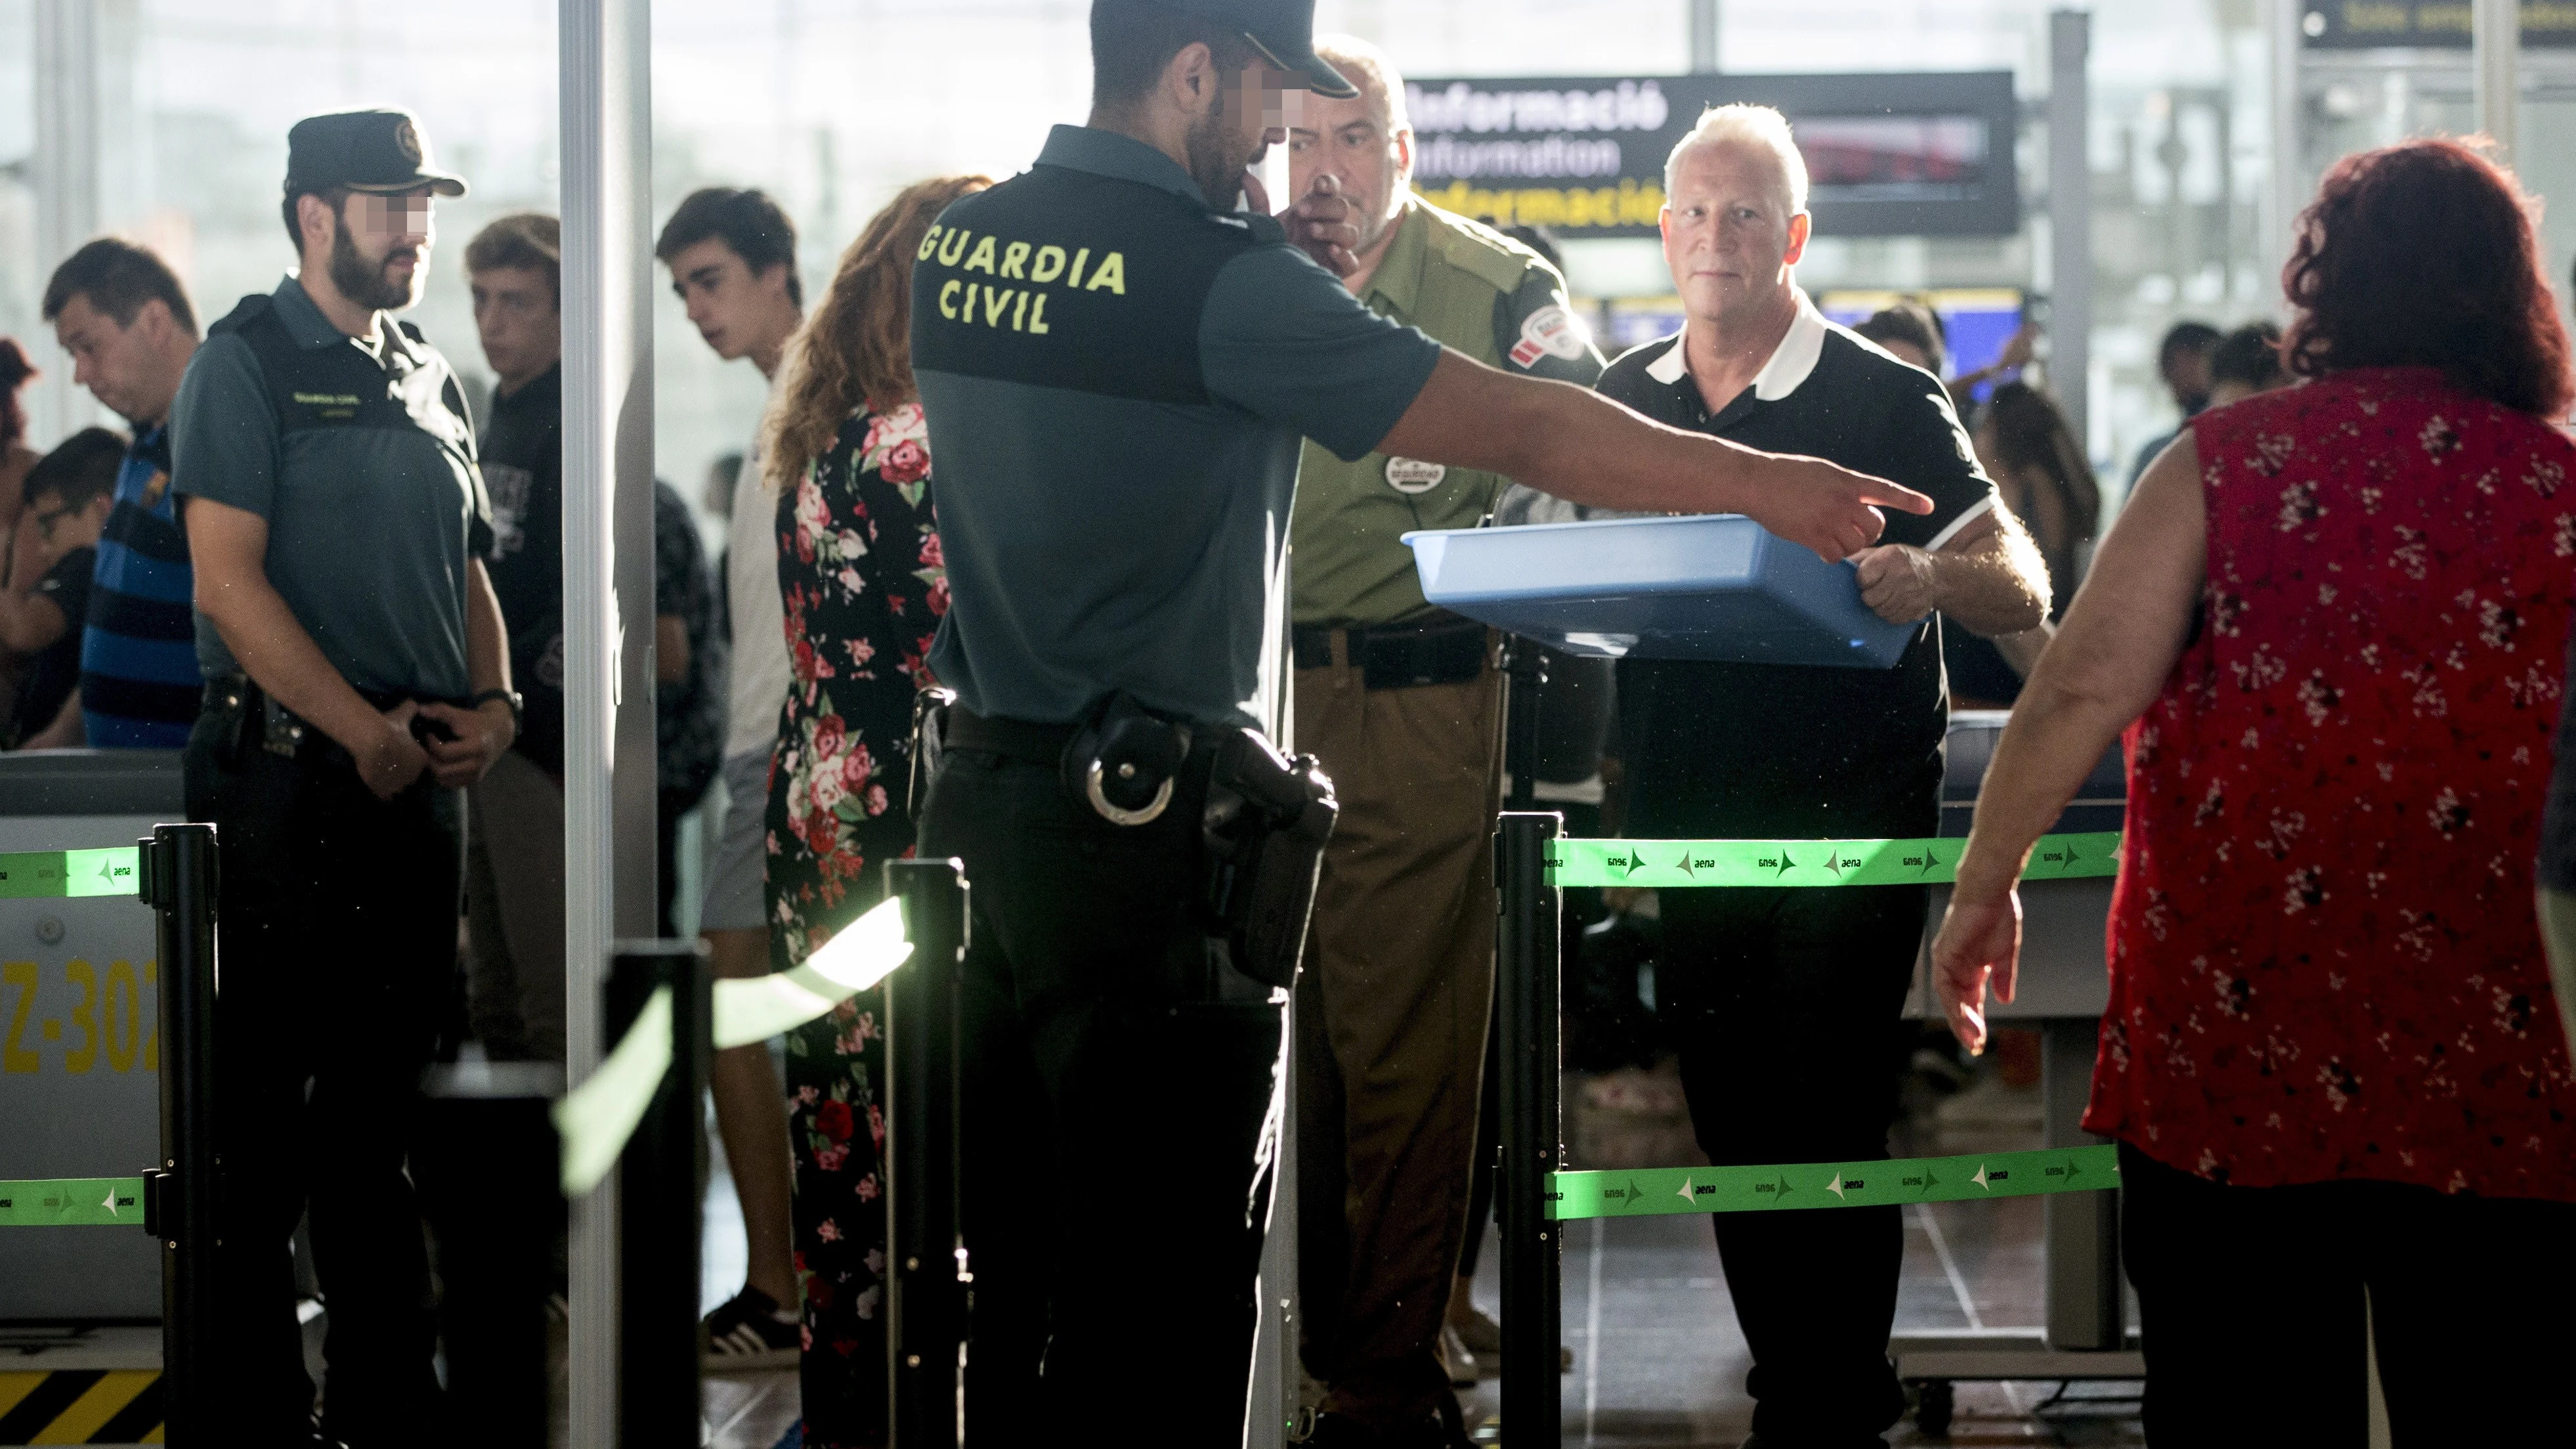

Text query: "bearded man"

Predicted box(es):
[168, 108, 515, 1446]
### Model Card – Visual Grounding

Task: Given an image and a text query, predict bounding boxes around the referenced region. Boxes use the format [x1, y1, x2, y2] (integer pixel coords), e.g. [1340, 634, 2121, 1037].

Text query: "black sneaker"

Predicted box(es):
[700, 1286, 800, 1372]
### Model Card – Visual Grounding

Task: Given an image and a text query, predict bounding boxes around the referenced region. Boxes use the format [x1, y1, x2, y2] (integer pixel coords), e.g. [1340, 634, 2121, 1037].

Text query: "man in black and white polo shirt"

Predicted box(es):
[1600, 105, 2049, 1448]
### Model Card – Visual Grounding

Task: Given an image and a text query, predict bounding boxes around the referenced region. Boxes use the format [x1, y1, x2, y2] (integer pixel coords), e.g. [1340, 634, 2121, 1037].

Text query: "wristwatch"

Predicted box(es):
[469, 688, 524, 732]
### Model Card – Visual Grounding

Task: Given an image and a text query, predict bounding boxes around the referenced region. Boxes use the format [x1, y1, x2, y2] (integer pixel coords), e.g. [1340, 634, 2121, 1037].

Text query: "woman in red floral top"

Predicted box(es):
[1933, 140, 2576, 1442]
[756, 173, 986, 1449]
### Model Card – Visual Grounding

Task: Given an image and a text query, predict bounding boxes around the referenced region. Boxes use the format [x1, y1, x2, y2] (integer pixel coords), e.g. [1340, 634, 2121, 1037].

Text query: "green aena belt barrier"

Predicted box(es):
[0, 857, 913, 1218]
[1546, 831, 2120, 889]
[0, 844, 140, 899]
[1551, 1145, 2119, 1221]
[553, 893, 914, 1196]
[0, 847, 151, 1228]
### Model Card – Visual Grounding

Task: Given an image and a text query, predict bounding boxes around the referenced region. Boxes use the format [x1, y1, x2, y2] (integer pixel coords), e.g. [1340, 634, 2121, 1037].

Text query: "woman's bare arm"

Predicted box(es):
[1929, 431, 2208, 1050]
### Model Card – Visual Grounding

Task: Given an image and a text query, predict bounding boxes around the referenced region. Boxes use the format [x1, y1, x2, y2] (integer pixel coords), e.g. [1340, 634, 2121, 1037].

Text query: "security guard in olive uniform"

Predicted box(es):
[914, 5, 1923, 1444]
[1281, 36, 1606, 1437]
[171, 110, 517, 1445]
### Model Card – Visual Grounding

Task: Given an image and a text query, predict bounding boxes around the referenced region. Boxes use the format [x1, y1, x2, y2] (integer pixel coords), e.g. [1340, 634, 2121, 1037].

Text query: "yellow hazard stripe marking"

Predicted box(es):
[0, 1369, 161, 1446]
[32, 1369, 156, 1443]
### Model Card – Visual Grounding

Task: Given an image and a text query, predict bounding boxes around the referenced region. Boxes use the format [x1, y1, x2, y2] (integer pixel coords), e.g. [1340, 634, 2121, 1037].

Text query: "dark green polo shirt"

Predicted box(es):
[912, 125, 1444, 730]
[170, 275, 493, 699]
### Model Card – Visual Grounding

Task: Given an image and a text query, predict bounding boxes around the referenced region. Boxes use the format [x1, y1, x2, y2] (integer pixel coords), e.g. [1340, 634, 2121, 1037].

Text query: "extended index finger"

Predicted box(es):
[1862, 478, 1935, 516]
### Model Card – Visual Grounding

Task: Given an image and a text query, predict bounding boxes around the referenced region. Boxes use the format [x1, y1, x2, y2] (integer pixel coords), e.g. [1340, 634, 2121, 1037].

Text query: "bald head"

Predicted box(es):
[1290, 34, 1416, 268]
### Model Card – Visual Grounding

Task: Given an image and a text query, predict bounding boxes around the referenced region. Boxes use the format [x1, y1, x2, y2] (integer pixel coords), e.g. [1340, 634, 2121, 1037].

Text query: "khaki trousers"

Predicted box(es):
[1295, 642, 1501, 1425]
[464, 748, 567, 1063]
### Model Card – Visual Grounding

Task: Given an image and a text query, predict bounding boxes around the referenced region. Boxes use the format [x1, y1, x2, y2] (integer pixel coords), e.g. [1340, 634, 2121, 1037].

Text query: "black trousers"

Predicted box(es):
[2120, 1142, 2576, 1446]
[186, 700, 463, 1446]
[919, 747, 1285, 1446]
[1662, 882, 1923, 1448]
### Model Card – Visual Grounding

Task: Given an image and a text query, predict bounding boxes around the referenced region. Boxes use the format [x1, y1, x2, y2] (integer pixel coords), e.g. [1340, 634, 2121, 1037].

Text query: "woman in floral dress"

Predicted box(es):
[756, 173, 987, 1449]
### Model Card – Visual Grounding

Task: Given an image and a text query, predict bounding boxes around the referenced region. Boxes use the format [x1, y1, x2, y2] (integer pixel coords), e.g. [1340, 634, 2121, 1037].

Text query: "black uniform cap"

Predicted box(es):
[285, 109, 467, 198]
[1160, 0, 1355, 98]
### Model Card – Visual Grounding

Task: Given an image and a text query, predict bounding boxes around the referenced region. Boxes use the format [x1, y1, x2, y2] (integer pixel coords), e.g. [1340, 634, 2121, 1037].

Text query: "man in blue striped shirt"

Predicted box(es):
[43, 238, 204, 746]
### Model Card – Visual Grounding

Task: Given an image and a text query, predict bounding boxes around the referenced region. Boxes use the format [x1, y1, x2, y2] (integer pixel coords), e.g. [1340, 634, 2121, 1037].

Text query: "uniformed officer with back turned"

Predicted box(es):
[169, 109, 517, 1446]
[911, 5, 1930, 1444]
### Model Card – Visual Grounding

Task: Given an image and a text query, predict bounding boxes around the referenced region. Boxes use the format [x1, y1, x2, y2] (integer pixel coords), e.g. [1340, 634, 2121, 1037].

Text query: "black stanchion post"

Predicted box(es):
[1496, 810, 1563, 1448]
[608, 941, 712, 1447]
[141, 823, 218, 1446]
[1502, 635, 1547, 811]
[886, 858, 969, 1448]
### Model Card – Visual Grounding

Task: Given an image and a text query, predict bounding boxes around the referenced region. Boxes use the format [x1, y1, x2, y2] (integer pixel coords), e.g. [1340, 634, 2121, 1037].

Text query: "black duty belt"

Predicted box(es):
[941, 706, 1080, 767]
[1291, 615, 1491, 691]
[205, 671, 466, 766]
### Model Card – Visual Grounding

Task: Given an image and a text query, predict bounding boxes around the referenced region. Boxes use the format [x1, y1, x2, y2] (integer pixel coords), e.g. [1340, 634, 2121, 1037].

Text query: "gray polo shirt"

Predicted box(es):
[170, 275, 493, 700]
[911, 125, 1444, 730]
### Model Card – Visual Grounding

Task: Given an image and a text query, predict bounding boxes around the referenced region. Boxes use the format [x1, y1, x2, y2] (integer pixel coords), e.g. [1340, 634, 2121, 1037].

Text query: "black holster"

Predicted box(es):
[1199, 727, 1337, 990]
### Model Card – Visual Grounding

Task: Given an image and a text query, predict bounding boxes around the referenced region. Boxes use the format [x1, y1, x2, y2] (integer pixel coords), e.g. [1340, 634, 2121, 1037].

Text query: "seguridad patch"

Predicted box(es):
[1509, 304, 1591, 368]
[1384, 457, 1448, 494]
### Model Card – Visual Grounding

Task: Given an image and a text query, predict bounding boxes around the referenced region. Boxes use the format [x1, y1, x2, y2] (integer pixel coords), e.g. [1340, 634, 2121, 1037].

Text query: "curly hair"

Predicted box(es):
[761, 175, 989, 491]
[2281, 138, 2572, 418]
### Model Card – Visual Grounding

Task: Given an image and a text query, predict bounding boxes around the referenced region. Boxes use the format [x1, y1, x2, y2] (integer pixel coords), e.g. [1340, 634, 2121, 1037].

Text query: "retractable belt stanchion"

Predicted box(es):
[1496, 809, 1564, 1449]
[608, 941, 712, 1447]
[887, 859, 969, 1448]
[140, 823, 218, 1446]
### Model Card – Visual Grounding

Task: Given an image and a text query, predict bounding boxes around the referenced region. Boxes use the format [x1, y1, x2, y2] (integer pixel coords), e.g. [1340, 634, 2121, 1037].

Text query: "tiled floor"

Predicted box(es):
[1443, 1058, 2146, 1448]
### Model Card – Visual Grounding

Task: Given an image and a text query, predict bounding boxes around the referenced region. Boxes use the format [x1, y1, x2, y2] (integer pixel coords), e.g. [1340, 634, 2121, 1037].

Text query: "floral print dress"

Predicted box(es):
[765, 402, 942, 1446]
[2094, 369, 2576, 1201]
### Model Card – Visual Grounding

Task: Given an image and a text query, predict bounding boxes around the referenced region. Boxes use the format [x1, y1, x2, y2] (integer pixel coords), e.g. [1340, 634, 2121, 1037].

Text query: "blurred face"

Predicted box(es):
[470, 264, 561, 393]
[25, 488, 110, 555]
[1660, 141, 1809, 329]
[320, 188, 435, 312]
[1289, 87, 1411, 255]
[52, 293, 179, 426]
[666, 238, 794, 362]
[2163, 347, 2214, 410]
[1184, 54, 1303, 208]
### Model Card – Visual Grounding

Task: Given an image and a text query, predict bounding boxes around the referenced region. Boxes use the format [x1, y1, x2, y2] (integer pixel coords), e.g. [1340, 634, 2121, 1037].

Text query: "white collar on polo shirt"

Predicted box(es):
[1644, 288, 1828, 402]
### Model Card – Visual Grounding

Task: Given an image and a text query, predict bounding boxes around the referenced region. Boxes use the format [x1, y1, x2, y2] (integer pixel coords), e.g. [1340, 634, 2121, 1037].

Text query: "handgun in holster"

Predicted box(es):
[1199, 727, 1337, 991]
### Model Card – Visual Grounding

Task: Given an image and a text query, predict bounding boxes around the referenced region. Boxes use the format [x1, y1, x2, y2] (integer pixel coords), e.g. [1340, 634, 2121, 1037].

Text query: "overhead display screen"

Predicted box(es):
[1402, 71, 2021, 240]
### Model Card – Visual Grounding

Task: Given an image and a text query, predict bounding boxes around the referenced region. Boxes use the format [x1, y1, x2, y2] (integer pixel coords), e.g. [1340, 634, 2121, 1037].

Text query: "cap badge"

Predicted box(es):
[394, 118, 423, 163]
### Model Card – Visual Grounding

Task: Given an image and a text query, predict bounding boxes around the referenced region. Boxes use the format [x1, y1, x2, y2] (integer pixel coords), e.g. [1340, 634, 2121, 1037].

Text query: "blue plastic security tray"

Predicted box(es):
[1402, 514, 1917, 668]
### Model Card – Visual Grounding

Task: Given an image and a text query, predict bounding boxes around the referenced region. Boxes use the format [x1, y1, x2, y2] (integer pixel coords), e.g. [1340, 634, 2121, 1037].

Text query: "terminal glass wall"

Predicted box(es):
[2, 3, 2570, 527]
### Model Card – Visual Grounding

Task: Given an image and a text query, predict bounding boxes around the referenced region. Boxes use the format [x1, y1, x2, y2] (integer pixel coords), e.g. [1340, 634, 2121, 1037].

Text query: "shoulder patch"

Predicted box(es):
[1509, 305, 1592, 369]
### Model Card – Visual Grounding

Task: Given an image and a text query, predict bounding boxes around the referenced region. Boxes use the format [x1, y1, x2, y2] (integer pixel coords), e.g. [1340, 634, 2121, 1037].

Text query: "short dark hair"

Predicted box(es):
[280, 184, 351, 249]
[2285, 138, 2571, 418]
[23, 426, 126, 512]
[41, 238, 198, 335]
[465, 212, 563, 308]
[1854, 302, 1948, 377]
[655, 188, 801, 307]
[2156, 320, 2222, 370]
[2209, 320, 2283, 392]
[1090, 0, 1254, 112]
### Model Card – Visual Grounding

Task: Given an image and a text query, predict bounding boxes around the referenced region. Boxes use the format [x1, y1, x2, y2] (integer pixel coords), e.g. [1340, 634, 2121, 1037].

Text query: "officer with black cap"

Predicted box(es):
[911, 5, 1929, 1444]
[167, 108, 514, 1446]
